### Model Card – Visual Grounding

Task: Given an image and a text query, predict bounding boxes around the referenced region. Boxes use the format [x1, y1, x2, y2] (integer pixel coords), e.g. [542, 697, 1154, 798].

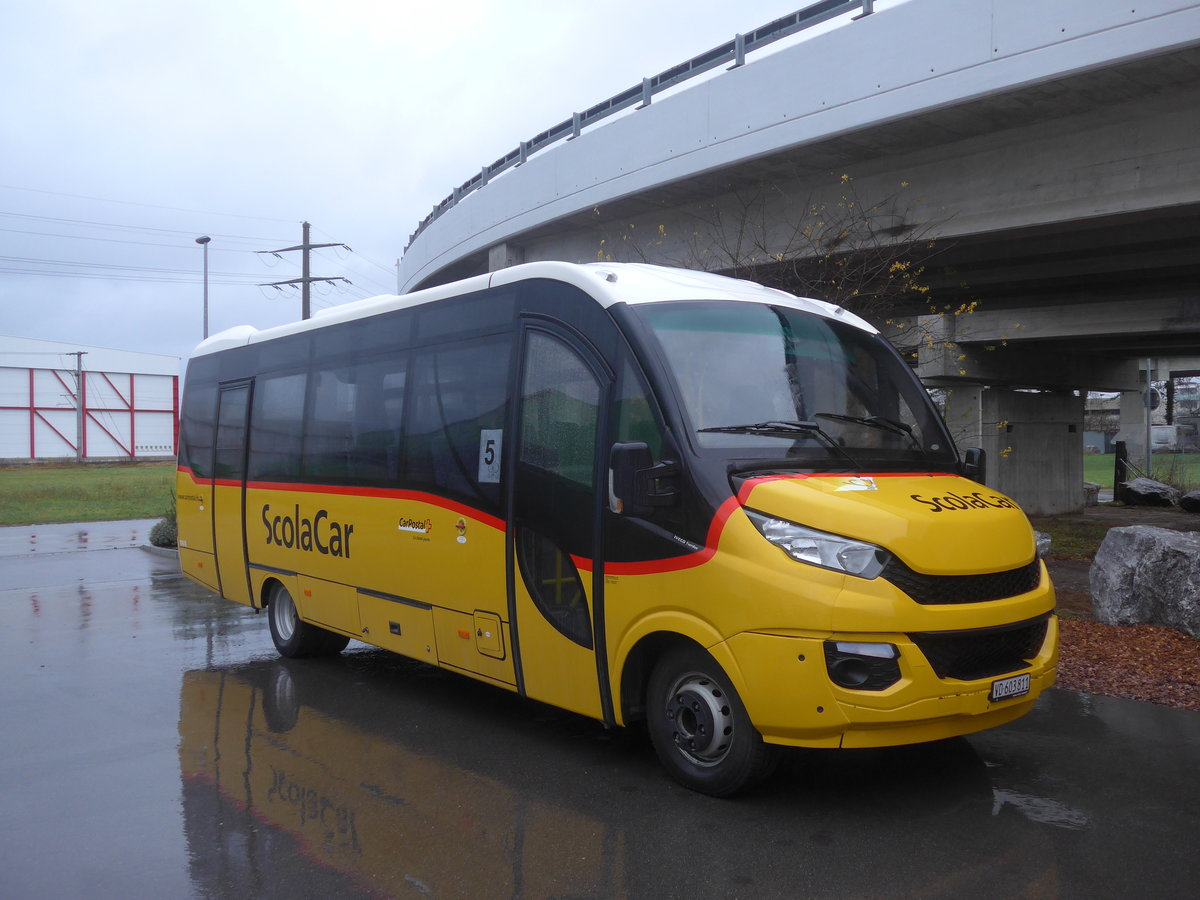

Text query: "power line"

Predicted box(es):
[0, 267, 257, 284]
[0, 224, 286, 251]
[258, 221, 351, 320]
[308, 222, 393, 293]
[0, 209, 286, 243]
[0, 183, 297, 224]
[0, 254, 270, 277]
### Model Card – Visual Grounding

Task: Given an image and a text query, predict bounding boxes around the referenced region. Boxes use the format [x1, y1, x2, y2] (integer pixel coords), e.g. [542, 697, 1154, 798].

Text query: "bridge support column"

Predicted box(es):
[1119, 390, 1149, 471]
[942, 384, 984, 451]
[488, 242, 524, 272]
[981, 389, 1084, 516]
[935, 382, 1085, 515]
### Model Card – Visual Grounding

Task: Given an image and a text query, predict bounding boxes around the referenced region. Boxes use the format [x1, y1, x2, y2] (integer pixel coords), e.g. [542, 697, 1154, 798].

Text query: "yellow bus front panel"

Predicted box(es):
[605, 474, 1057, 749]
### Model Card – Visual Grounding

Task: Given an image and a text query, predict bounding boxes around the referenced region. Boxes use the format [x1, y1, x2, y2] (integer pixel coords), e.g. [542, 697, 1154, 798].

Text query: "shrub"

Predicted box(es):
[150, 490, 178, 548]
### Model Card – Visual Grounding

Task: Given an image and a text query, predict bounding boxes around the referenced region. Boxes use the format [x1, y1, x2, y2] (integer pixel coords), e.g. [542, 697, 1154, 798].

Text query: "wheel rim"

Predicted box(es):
[270, 587, 297, 642]
[663, 671, 735, 767]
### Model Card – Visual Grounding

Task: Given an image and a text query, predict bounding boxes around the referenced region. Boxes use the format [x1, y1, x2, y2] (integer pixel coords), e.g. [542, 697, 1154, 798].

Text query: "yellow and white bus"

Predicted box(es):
[176, 262, 1056, 796]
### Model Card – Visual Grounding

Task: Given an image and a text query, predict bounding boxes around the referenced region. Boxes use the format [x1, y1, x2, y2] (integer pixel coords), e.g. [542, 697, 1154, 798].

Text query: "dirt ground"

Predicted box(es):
[1035, 504, 1200, 711]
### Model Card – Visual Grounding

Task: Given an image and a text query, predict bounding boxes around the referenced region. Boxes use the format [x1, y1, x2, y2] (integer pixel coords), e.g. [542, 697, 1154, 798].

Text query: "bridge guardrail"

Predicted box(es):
[405, 0, 873, 251]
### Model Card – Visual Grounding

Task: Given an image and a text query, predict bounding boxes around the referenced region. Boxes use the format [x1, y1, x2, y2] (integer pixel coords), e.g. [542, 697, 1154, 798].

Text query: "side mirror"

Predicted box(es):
[610, 442, 679, 517]
[962, 447, 986, 484]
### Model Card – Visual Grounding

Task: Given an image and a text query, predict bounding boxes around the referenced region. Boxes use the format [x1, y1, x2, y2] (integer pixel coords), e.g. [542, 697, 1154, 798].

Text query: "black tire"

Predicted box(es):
[267, 582, 350, 658]
[646, 645, 777, 797]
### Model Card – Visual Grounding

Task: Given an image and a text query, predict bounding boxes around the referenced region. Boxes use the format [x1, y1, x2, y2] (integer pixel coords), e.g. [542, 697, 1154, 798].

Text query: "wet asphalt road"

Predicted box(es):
[2, 521, 1199, 899]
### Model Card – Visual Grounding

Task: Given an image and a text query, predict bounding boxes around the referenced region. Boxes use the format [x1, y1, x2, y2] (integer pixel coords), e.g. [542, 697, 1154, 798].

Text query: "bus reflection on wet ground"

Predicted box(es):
[176, 650, 1198, 899]
[3, 522, 1199, 898]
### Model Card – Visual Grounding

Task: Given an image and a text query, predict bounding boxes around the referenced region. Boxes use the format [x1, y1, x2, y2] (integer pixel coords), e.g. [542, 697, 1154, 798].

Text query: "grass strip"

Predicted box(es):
[0, 462, 175, 526]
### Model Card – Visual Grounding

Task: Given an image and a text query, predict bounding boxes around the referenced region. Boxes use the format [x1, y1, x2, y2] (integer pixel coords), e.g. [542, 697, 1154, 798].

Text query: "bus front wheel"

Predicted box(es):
[646, 646, 776, 796]
[267, 583, 350, 658]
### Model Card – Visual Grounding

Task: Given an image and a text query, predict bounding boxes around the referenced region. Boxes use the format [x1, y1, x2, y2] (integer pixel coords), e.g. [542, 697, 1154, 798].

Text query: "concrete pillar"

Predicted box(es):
[982, 389, 1085, 515]
[941, 384, 984, 451]
[487, 242, 524, 272]
[1118, 390, 1149, 469]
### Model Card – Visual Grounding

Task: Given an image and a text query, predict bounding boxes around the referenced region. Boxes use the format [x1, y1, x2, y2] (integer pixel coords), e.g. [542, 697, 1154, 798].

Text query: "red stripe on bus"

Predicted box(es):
[179, 466, 960, 578]
[599, 495, 743, 576]
[177, 466, 506, 532]
[600, 472, 956, 576]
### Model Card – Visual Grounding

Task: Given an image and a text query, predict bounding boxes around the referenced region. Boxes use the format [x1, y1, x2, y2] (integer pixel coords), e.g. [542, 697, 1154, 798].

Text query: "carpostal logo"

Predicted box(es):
[398, 516, 433, 534]
[262, 504, 354, 557]
[910, 490, 1016, 514]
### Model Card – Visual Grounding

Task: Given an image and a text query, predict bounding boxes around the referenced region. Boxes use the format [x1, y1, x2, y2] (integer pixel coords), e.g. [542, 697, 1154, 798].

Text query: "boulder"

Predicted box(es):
[1090, 525, 1200, 638]
[1120, 477, 1180, 507]
[1034, 531, 1052, 558]
[1181, 490, 1200, 514]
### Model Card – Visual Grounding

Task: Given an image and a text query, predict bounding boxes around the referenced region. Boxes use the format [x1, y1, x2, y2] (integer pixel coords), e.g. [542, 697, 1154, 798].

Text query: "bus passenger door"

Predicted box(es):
[212, 381, 253, 606]
[509, 328, 613, 722]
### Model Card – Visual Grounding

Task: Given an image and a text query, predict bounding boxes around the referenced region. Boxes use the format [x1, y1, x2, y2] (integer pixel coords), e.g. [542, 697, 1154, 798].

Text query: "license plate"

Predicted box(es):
[990, 672, 1031, 703]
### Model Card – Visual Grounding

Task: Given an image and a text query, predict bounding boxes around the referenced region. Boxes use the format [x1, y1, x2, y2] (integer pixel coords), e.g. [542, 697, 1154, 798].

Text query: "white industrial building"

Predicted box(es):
[0, 335, 179, 462]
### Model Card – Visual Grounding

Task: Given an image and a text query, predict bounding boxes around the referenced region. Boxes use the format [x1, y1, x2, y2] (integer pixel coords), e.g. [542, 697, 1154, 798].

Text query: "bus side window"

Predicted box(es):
[214, 385, 250, 480]
[350, 356, 407, 484]
[614, 360, 664, 459]
[248, 373, 306, 482]
[406, 337, 510, 511]
[515, 331, 602, 648]
[179, 379, 217, 479]
[303, 366, 356, 482]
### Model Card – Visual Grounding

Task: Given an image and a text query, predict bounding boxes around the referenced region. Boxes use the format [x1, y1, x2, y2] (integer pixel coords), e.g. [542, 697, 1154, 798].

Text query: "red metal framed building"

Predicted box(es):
[1, 335, 179, 462]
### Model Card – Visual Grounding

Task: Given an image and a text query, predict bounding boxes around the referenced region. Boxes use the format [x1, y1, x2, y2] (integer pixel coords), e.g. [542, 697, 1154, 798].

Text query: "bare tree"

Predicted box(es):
[595, 171, 952, 328]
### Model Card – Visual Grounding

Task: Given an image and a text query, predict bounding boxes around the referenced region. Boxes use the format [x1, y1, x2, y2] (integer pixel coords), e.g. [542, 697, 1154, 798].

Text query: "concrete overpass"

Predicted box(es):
[397, 0, 1200, 514]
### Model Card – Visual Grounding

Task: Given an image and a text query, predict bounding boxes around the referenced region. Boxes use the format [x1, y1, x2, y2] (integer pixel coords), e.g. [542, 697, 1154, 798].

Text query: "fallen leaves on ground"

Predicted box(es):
[1056, 618, 1200, 711]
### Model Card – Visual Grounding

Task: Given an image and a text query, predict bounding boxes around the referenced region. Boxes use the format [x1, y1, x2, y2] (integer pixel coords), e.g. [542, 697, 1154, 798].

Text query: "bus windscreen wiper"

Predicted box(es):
[699, 420, 822, 436]
[698, 421, 858, 465]
[814, 413, 928, 456]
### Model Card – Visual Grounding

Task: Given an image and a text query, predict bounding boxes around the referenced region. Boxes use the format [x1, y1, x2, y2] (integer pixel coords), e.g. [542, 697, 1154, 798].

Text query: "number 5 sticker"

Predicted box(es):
[478, 429, 503, 483]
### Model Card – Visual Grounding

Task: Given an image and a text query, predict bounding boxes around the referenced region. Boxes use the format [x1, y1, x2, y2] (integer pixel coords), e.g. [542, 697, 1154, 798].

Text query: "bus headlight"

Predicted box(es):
[745, 510, 889, 579]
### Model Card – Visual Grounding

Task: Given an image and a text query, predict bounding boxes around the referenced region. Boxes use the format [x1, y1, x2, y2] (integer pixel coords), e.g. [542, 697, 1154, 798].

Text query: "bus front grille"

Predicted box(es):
[882, 558, 1042, 605]
[908, 616, 1050, 681]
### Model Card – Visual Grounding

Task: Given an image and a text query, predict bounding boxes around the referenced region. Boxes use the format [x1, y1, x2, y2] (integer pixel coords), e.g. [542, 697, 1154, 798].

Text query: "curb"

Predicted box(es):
[141, 544, 179, 558]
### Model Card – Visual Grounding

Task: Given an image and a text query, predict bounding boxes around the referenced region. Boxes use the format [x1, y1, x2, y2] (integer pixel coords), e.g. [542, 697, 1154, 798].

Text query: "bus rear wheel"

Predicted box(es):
[646, 646, 776, 797]
[267, 583, 350, 658]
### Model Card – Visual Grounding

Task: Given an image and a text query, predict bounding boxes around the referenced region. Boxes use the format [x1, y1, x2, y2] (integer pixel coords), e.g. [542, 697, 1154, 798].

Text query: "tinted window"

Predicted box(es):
[348, 355, 407, 483]
[214, 385, 250, 480]
[406, 337, 511, 510]
[520, 332, 601, 488]
[248, 372, 305, 481]
[257, 333, 309, 374]
[516, 528, 592, 648]
[614, 360, 663, 459]
[179, 377, 217, 479]
[303, 366, 356, 481]
[514, 330, 605, 648]
[417, 289, 514, 340]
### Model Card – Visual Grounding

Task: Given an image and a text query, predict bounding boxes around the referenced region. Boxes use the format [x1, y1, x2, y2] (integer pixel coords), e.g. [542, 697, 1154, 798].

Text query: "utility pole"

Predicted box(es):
[259, 221, 351, 319]
[68, 351, 87, 462]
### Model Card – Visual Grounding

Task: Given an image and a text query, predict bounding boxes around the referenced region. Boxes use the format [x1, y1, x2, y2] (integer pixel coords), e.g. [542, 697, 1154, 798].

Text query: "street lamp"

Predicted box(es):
[195, 236, 211, 339]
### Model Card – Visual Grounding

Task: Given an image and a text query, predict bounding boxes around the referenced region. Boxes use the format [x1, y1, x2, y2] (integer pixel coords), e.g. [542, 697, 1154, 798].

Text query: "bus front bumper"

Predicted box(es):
[718, 620, 1058, 750]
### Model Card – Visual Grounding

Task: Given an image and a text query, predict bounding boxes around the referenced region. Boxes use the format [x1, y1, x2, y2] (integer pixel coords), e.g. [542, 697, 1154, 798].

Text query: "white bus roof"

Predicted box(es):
[190, 262, 875, 358]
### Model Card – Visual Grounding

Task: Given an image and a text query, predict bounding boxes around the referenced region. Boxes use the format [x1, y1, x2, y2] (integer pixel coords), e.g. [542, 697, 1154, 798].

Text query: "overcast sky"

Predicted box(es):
[0, 1, 841, 369]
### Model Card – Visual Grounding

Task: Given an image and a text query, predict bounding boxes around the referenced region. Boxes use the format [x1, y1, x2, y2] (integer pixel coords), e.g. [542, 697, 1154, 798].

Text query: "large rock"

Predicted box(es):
[1181, 490, 1200, 514]
[1121, 477, 1180, 507]
[1090, 526, 1200, 638]
[1034, 531, 1051, 558]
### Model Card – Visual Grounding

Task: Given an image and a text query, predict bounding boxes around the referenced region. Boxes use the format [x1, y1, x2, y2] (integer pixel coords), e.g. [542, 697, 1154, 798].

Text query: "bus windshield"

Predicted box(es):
[633, 300, 957, 469]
